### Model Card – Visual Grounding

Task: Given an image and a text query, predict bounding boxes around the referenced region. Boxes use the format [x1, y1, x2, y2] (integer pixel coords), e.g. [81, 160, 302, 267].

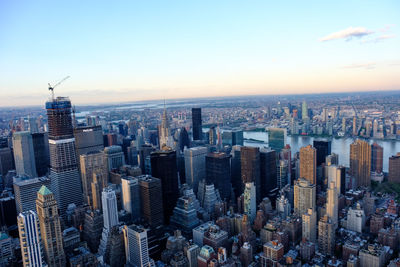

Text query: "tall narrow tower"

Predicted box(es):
[192, 108, 202, 141]
[17, 210, 46, 267]
[46, 97, 82, 215]
[300, 145, 317, 185]
[36, 185, 66, 266]
[350, 139, 371, 187]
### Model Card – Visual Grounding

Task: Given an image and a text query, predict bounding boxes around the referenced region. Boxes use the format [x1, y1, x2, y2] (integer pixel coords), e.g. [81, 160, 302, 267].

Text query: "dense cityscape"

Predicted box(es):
[0, 91, 399, 266]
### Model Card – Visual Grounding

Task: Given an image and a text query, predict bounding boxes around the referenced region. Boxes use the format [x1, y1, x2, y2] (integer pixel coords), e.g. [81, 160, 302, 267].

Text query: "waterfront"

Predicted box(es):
[244, 131, 400, 172]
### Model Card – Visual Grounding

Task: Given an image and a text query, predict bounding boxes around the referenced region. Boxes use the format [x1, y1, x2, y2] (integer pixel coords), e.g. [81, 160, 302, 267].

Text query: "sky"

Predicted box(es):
[0, 0, 399, 106]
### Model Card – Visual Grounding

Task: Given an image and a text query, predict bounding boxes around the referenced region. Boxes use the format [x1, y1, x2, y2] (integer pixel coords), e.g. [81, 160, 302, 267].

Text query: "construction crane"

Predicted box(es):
[48, 76, 70, 100]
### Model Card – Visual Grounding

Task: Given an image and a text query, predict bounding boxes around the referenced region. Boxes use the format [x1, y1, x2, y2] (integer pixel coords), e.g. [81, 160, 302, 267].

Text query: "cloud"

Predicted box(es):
[362, 34, 396, 43]
[319, 27, 374, 42]
[341, 62, 376, 70]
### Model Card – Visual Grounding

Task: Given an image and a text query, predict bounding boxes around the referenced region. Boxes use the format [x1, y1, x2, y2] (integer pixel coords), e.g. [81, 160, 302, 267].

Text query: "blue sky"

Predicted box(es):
[0, 0, 399, 106]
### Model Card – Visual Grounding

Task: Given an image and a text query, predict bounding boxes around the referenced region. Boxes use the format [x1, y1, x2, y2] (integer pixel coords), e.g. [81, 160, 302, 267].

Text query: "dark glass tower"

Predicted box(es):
[150, 150, 179, 224]
[192, 108, 202, 141]
[32, 132, 50, 177]
[241, 147, 261, 202]
[260, 148, 278, 202]
[205, 152, 232, 201]
[313, 140, 331, 166]
[46, 97, 83, 215]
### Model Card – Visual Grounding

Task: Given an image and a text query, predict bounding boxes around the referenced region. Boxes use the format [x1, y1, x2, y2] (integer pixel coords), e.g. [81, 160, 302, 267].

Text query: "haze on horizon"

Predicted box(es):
[0, 0, 399, 107]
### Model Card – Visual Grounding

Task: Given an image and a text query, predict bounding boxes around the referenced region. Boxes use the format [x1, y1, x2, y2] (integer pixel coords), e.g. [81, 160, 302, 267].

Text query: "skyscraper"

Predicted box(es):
[300, 145, 317, 185]
[243, 182, 256, 223]
[80, 151, 108, 209]
[192, 108, 202, 141]
[139, 175, 164, 228]
[184, 146, 207, 193]
[318, 215, 335, 256]
[46, 97, 83, 215]
[150, 150, 179, 224]
[302, 208, 316, 243]
[205, 152, 232, 201]
[158, 106, 174, 149]
[301, 101, 308, 120]
[101, 187, 119, 233]
[388, 153, 400, 183]
[350, 139, 371, 187]
[241, 147, 261, 202]
[268, 128, 286, 153]
[326, 181, 338, 228]
[294, 178, 316, 216]
[36, 185, 66, 266]
[260, 148, 277, 201]
[31, 132, 50, 177]
[17, 210, 46, 267]
[313, 140, 331, 166]
[13, 176, 51, 214]
[326, 165, 346, 195]
[371, 142, 383, 173]
[73, 125, 104, 160]
[12, 131, 37, 178]
[0, 146, 14, 176]
[121, 177, 141, 220]
[104, 145, 125, 172]
[123, 224, 152, 267]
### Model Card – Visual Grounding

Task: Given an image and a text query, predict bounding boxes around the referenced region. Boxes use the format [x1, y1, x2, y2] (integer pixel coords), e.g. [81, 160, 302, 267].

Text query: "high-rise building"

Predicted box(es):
[301, 101, 308, 120]
[184, 147, 207, 192]
[0, 147, 14, 176]
[300, 145, 317, 185]
[261, 240, 284, 267]
[326, 165, 346, 195]
[346, 203, 365, 233]
[104, 145, 125, 172]
[83, 210, 103, 253]
[13, 176, 51, 214]
[318, 215, 335, 256]
[28, 116, 39, 134]
[170, 196, 200, 234]
[276, 195, 291, 219]
[17, 210, 46, 267]
[371, 143, 383, 173]
[12, 131, 37, 178]
[121, 177, 141, 220]
[36, 185, 66, 266]
[294, 178, 316, 216]
[260, 148, 277, 201]
[302, 208, 317, 243]
[123, 224, 152, 267]
[350, 139, 371, 187]
[73, 125, 104, 159]
[205, 152, 232, 201]
[46, 97, 83, 215]
[241, 147, 261, 202]
[231, 145, 242, 198]
[31, 133, 49, 177]
[268, 128, 286, 153]
[313, 140, 331, 166]
[325, 153, 339, 166]
[101, 187, 119, 233]
[150, 150, 179, 224]
[277, 159, 289, 189]
[388, 153, 400, 183]
[80, 151, 108, 209]
[192, 108, 202, 141]
[186, 243, 200, 267]
[159, 107, 174, 149]
[139, 175, 164, 227]
[243, 182, 256, 223]
[326, 181, 338, 227]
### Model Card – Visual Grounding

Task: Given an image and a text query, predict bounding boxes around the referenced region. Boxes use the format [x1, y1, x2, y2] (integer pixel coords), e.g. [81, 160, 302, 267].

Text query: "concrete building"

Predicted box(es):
[346, 203, 365, 233]
[243, 182, 256, 223]
[318, 215, 335, 256]
[104, 145, 125, 172]
[184, 146, 207, 193]
[388, 153, 400, 183]
[326, 181, 338, 227]
[302, 208, 317, 243]
[36, 185, 66, 266]
[12, 131, 37, 178]
[121, 177, 141, 220]
[350, 139, 371, 188]
[139, 175, 164, 228]
[17, 210, 46, 267]
[299, 145, 317, 185]
[123, 224, 152, 267]
[14, 176, 51, 215]
[294, 178, 316, 216]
